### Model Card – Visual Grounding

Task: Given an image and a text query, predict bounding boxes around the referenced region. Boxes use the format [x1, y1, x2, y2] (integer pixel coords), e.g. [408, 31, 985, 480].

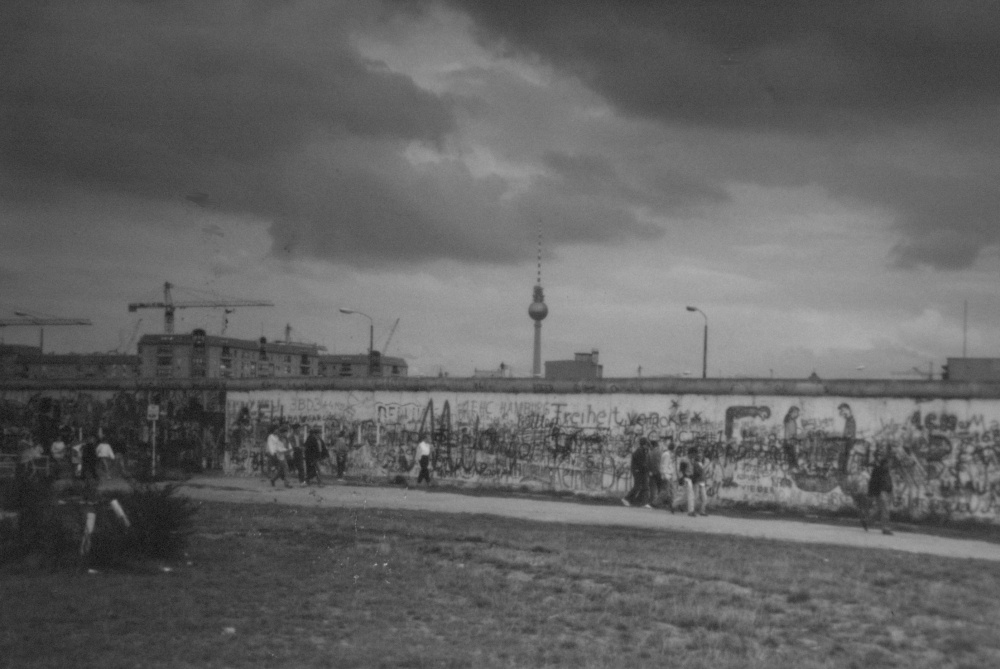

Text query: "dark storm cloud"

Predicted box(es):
[441, 0, 1000, 269]
[445, 0, 1000, 130]
[0, 1, 480, 264]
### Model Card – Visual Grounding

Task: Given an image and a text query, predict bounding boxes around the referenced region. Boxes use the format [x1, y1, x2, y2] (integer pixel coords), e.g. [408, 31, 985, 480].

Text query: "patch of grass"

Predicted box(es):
[2, 501, 1000, 668]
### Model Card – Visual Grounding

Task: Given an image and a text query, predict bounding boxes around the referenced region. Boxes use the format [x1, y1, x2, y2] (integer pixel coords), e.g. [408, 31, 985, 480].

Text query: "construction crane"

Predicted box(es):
[0, 312, 92, 353]
[382, 318, 400, 355]
[111, 318, 143, 354]
[128, 282, 274, 334]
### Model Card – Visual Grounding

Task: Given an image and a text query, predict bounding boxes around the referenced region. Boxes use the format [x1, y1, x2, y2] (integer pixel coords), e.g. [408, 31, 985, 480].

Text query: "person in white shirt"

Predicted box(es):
[415, 434, 432, 485]
[96, 439, 116, 478]
[50, 436, 67, 479]
[266, 425, 293, 488]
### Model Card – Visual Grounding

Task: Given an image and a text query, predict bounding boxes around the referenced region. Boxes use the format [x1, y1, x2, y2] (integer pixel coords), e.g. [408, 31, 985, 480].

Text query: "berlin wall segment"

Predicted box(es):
[0, 384, 228, 472]
[223, 384, 1000, 522]
[5, 378, 1000, 521]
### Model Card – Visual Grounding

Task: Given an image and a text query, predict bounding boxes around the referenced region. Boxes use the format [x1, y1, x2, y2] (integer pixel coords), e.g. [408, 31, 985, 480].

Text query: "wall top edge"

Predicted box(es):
[2, 376, 1000, 399]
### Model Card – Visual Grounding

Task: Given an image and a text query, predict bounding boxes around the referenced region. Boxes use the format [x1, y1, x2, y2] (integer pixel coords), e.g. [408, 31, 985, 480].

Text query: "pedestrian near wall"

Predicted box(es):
[647, 438, 664, 508]
[289, 423, 307, 485]
[303, 426, 325, 486]
[80, 435, 100, 482]
[862, 448, 894, 535]
[690, 448, 708, 516]
[658, 436, 678, 513]
[267, 425, 293, 488]
[96, 438, 116, 479]
[676, 448, 694, 515]
[415, 434, 433, 485]
[334, 429, 350, 479]
[623, 438, 651, 508]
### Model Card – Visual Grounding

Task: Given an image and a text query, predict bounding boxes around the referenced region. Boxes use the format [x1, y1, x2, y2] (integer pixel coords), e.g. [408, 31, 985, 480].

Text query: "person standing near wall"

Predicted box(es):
[658, 436, 678, 513]
[289, 423, 306, 486]
[415, 433, 433, 485]
[96, 437, 116, 479]
[334, 429, 350, 480]
[80, 435, 100, 482]
[862, 448, 894, 535]
[266, 425, 292, 488]
[690, 448, 709, 516]
[623, 438, 651, 508]
[303, 426, 325, 486]
[838, 403, 857, 474]
[676, 447, 694, 515]
[647, 437, 664, 508]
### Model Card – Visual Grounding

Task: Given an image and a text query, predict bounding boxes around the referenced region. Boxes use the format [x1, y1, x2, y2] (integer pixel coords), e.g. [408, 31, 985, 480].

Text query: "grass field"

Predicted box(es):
[3, 498, 1000, 669]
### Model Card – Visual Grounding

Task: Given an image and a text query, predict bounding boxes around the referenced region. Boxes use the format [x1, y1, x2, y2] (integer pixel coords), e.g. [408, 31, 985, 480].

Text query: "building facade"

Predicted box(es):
[545, 350, 603, 381]
[137, 330, 321, 379]
[137, 331, 409, 379]
[945, 358, 1000, 382]
[317, 353, 408, 378]
[0, 345, 139, 380]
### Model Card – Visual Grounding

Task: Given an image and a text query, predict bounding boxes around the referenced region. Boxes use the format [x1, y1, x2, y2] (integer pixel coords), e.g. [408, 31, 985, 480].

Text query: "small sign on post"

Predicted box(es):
[147, 404, 160, 478]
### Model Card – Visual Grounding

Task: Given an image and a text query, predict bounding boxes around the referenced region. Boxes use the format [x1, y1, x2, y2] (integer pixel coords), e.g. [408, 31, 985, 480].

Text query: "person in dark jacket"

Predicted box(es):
[80, 435, 100, 482]
[303, 426, 326, 486]
[862, 448, 894, 535]
[622, 438, 651, 508]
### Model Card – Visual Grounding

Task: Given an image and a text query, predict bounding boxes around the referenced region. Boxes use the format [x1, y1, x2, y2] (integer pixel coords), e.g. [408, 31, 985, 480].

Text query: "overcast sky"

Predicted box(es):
[3, 0, 1000, 378]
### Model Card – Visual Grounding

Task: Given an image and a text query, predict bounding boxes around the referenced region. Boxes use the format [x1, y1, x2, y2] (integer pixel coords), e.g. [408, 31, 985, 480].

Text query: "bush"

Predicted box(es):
[88, 484, 199, 568]
[0, 477, 79, 569]
[0, 478, 198, 571]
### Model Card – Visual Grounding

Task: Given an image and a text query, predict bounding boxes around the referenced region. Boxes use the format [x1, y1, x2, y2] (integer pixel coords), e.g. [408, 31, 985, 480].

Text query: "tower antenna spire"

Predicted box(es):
[537, 230, 543, 284]
[528, 226, 548, 377]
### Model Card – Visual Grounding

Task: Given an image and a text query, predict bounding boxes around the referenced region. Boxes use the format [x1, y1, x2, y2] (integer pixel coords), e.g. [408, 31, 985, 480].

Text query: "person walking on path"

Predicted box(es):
[657, 436, 678, 513]
[623, 438, 651, 508]
[675, 447, 694, 515]
[267, 425, 293, 488]
[96, 438, 116, 479]
[303, 426, 326, 486]
[289, 424, 307, 486]
[415, 434, 433, 485]
[80, 435, 100, 482]
[862, 448, 894, 535]
[690, 448, 709, 516]
[334, 429, 350, 480]
[647, 438, 665, 508]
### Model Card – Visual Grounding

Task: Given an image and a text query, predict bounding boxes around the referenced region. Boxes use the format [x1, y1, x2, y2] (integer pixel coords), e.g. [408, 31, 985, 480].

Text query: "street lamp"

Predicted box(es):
[686, 306, 708, 379]
[339, 308, 374, 358]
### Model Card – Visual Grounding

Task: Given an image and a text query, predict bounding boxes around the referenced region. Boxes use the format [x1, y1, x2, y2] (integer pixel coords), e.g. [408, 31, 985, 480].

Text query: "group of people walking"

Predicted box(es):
[264, 423, 351, 488]
[622, 437, 709, 516]
[620, 435, 895, 534]
[16, 429, 117, 482]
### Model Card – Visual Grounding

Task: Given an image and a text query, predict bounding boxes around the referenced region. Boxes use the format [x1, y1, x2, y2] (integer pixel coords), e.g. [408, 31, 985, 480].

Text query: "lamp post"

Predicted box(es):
[686, 306, 708, 379]
[339, 308, 374, 367]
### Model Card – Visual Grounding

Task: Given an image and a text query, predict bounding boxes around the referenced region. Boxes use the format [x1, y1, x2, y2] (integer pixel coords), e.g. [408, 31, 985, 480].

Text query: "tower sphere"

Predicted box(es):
[529, 301, 548, 321]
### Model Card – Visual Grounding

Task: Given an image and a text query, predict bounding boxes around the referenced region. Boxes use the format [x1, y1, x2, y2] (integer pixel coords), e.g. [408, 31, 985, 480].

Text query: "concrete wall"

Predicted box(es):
[4, 376, 1000, 521]
[224, 387, 1000, 521]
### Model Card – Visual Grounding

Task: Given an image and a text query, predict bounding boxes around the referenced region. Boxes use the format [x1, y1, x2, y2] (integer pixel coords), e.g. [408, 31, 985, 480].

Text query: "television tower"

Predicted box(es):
[528, 232, 548, 377]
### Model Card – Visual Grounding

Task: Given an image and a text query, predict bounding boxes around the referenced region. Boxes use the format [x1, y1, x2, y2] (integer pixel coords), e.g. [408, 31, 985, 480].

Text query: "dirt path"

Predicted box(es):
[178, 476, 1000, 562]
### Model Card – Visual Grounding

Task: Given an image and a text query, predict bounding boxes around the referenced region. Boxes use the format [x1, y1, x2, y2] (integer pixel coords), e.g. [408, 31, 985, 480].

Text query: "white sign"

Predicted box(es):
[147, 404, 160, 421]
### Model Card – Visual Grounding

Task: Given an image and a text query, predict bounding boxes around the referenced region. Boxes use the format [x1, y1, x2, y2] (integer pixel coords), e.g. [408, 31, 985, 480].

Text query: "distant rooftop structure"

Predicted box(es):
[944, 358, 1000, 382]
[0, 344, 139, 380]
[474, 363, 512, 379]
[545, 350, 602, 381]
[137, 330, 408, 379]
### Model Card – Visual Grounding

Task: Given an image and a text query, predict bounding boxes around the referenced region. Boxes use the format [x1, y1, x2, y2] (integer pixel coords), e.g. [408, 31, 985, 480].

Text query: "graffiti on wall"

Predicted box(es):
[225, 390, 1000, 520]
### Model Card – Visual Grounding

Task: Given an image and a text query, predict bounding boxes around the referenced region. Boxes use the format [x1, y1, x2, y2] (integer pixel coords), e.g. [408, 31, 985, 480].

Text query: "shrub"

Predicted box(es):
[0, 477, 79, 569]
[0, 478, 198, 570]
[88, 484, 199, 567]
